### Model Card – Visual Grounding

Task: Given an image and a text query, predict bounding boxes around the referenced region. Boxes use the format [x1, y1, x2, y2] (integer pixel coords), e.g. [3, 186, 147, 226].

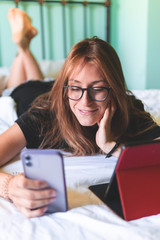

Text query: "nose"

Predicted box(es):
[80, 90, 92, 105]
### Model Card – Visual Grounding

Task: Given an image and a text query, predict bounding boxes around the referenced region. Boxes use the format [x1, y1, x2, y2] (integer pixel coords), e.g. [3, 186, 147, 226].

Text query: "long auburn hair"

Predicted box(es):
[30, 37, 156, 155]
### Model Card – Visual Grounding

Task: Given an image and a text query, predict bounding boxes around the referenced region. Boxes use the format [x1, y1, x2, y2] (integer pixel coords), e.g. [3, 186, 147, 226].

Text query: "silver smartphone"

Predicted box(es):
[20, 149, 68, 214]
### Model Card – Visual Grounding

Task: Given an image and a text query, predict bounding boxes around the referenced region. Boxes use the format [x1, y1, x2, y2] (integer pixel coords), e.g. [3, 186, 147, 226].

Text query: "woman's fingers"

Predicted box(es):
[9, 174, 57, 200]
[98, 100, 116, 127]
[12, 193, 56, 210]
[97, 102, 110, 127]
[96, 100, 117, 153]
[8, 174, 57, 217]
[16, 205, 49, 218]
[12, 174, 49, 190]
[10, 186, 56, 200]
[106, 100, 116, 121]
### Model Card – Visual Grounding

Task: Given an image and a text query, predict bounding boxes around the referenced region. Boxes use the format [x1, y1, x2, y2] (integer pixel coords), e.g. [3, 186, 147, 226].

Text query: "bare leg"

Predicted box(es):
[19, 48, 44, 81]
[7, 8, 44, 88]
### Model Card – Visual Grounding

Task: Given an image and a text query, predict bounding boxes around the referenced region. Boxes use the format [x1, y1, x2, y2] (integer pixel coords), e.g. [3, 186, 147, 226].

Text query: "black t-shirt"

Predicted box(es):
[13, 81, 160, 149]
[16, 111, 44, 149]
[16, 110, 69, 149]
[16, 109, 160, 149]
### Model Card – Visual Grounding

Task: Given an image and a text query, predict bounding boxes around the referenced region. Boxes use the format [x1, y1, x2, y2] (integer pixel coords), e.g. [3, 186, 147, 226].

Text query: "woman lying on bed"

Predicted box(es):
[0, 8, 160, 218]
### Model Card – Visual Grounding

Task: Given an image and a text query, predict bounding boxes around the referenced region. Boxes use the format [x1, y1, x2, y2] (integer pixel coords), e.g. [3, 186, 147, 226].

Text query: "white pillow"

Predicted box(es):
[39, 59, 65, 79]
[133, 89, 160, 125]
[0, 66, 11, 95]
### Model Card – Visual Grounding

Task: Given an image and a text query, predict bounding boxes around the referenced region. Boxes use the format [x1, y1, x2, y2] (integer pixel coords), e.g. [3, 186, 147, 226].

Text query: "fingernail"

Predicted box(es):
[51, 191, 57, 197]
[49, 198, 56, 203]
[43, 207, 48, 213]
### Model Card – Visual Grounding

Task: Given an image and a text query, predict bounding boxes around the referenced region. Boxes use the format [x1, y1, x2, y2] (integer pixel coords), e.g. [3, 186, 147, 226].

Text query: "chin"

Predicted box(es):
[78, 119, 97, 127]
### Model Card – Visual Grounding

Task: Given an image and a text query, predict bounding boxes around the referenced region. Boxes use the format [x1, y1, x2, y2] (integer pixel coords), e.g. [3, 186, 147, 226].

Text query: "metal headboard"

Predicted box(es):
[4, 0, 111, 59]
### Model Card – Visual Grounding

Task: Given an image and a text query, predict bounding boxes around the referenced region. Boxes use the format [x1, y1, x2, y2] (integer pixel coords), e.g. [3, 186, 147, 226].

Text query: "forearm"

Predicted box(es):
[0, 123, 26, 167]
[0, 141, 20, 167]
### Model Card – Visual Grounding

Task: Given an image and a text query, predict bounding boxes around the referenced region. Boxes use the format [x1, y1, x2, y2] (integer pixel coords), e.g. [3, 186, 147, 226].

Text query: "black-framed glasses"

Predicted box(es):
[63, 86, 111, 102]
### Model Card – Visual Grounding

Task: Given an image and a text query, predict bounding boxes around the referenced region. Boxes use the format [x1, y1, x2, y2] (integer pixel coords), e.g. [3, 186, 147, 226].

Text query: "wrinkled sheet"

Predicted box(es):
[1, 153, 160, 240]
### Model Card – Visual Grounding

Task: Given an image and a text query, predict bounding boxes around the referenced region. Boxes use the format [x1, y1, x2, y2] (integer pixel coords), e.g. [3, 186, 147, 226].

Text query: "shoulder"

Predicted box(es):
[15, 109, 54, 148]
[120, 92, 160, 142]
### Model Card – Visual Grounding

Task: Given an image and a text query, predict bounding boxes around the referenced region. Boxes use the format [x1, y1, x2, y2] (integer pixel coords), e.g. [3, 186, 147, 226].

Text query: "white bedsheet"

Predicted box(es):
[1, 153, 160, 240]
[0, 91, 160, 239]
[0, 96, 17, 134]
[1, 151, 160, 240]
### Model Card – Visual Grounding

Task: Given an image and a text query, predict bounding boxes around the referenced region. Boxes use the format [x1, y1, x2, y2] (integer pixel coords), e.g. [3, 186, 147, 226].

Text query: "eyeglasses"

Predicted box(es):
[64, 86, 111, 102]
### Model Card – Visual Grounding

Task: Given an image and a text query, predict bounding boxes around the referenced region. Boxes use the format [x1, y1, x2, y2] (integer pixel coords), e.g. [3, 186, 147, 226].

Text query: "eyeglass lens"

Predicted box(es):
[67, 86, 109, 101]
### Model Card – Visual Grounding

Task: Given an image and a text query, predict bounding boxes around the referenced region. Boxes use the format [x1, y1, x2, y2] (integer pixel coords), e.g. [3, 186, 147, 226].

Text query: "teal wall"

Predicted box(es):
[110, 0, 160, 90]
[0, 0, 160, 89]
[146, 0, 160, 89]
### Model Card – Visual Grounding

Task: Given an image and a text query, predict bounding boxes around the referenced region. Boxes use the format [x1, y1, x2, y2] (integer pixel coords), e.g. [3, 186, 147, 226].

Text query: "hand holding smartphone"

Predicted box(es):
[21, 149, 68, 214]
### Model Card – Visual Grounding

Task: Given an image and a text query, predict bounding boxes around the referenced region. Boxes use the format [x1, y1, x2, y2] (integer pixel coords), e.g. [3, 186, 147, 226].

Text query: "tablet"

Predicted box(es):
[89, 139, 160, 220]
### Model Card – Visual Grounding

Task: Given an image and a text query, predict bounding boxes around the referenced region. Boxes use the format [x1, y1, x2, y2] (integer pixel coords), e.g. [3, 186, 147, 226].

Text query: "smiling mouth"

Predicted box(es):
[78, 109, 97, 115]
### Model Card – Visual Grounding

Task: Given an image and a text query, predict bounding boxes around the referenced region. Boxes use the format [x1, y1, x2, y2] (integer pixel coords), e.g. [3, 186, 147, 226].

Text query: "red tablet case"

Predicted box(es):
[116, 140, 160, 221]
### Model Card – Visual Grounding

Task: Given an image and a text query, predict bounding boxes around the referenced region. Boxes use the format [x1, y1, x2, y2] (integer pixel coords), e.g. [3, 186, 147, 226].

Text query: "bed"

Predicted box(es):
[0, 88, 160, 240]
[0, 1, 160, 240]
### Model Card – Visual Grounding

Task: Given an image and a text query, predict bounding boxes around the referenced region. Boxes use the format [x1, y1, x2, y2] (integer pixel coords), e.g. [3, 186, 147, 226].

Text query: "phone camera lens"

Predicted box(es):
[25, 155, 32, 167]
[25, 155, 31, 160]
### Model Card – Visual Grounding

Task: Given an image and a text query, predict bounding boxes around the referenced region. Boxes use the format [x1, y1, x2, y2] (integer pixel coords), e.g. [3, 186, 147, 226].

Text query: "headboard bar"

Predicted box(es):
[62, 4, 67, 58]
[12, 0, 110, 5]
[84, 4, 87, 39]
[106, 1, 110, 42]
[39, 3, 46, 59]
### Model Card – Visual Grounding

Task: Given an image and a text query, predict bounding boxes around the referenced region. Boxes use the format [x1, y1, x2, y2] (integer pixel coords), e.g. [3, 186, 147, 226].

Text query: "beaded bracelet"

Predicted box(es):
[2, 175, 14, 200]
[105, 141, 120, 158]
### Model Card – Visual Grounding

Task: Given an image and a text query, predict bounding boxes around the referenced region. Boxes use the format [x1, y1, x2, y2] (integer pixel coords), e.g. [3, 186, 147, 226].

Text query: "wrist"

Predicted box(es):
[105, 141, 120, 158]
[100, 141, 116, 154]
[2, 174, 14, 200]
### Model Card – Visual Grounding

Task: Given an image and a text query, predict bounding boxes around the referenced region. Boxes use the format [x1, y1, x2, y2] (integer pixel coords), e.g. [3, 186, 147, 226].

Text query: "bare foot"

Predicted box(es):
[8, 8, 38, 48]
